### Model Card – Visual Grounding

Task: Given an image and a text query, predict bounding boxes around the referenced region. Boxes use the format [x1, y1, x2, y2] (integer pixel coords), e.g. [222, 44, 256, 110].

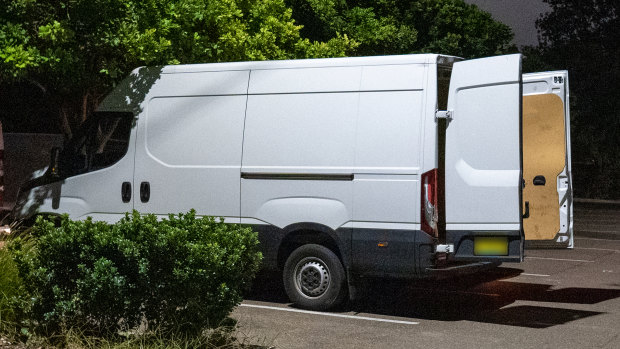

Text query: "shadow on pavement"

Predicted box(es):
[244, 267, 620, 329]
[245, 271, 289, 303]
[475, 281, 620, 305]
[475, 305, 602, 328]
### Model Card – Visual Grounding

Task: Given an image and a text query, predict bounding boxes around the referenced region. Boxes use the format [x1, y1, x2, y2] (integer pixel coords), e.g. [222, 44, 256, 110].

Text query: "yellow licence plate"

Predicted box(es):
[474, 237, 508, 256]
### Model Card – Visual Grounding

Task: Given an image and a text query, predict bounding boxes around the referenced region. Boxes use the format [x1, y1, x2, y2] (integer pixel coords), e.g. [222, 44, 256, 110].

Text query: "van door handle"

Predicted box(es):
[533, 175, 546, 186]
[140, 182, 150, 203]
[523, 201, 530, 219]
[121, 182, 131, 203]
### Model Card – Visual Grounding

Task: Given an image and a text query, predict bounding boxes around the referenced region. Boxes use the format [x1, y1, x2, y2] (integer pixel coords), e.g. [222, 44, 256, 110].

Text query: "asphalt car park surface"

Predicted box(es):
[233, 202, 620, 349]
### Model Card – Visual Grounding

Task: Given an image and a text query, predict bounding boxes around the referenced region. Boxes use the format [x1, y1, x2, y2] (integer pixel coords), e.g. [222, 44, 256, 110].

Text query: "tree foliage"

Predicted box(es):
[0, 0, 355, 137]
[286, 0, 514, 58]
[0, 0, 516, 141]
[528, 0, 620, 198]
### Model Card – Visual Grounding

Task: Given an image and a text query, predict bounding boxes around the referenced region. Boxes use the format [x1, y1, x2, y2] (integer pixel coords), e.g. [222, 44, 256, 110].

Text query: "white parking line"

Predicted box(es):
[525, 256, 595, 263]
[521, 273, 551, 277]
[575, 237, 620, 242]
[574, 247, 620, 253]
[239, 304, 419, 325]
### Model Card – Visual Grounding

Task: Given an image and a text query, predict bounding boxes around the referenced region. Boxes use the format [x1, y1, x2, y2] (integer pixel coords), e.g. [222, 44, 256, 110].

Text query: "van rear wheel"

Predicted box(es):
[283, 244, 347, 310]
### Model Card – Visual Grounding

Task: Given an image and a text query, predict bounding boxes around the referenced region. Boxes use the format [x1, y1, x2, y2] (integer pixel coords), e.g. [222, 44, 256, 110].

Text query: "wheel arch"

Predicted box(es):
[277, 222, 349, 272]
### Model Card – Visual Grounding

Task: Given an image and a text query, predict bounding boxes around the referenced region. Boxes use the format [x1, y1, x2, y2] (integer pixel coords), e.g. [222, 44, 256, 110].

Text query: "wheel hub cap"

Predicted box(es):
[297, 260, 330, 297]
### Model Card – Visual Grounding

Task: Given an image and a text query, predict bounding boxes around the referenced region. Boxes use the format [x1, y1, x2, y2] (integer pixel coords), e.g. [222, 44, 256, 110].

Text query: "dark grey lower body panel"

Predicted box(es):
[426, 261, 502, 279]
[524, 239, 571, 249]
[250, 224, 429, 278]
[346, 228, 430, 278]
[249, 223, 523, 280]
[250, 224, 284, 271]
[249, 223, 352, 272]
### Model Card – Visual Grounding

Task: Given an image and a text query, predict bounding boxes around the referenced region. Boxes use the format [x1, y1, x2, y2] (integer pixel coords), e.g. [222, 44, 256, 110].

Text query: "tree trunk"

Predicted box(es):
[59, 106, 73, 141]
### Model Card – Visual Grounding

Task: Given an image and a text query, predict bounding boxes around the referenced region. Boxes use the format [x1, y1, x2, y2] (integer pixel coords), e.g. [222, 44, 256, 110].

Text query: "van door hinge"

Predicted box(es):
[436, 110, 453, 120]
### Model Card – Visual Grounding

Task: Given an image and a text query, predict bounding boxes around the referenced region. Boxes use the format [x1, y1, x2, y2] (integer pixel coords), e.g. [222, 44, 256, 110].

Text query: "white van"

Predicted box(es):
[14, 54, 525, 310]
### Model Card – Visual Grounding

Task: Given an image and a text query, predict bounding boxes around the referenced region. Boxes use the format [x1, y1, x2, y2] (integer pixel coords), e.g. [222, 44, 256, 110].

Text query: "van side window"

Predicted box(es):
[63, 112, 133, 176]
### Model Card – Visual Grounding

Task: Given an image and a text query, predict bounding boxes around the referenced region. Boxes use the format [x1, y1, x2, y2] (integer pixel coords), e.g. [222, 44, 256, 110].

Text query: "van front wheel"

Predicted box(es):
[283, 244, 347, 310]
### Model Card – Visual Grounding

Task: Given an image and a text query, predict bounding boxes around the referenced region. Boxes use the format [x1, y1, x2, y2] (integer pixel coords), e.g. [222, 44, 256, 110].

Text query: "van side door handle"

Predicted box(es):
[140, 182, 150, 203]
[121, 182, 131, 203]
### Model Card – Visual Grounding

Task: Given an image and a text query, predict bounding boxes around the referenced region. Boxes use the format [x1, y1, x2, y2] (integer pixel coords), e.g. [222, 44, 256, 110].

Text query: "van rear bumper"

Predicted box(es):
[426, 261, 501, 279]
[445, 230, 523, 263]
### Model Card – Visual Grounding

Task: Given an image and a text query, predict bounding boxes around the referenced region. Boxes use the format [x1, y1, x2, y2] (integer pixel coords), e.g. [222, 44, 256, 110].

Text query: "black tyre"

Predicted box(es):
[283, 244, 347, 310]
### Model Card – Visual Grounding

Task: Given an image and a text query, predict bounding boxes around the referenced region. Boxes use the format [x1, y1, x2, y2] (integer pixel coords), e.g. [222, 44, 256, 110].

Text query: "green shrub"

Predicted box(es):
[11, 210, 262, 337]
[0, 234, 33, 340]
[0, 241, 22, 334]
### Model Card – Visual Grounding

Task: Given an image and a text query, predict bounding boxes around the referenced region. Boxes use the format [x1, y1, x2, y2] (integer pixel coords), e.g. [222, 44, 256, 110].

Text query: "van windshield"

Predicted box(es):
[61, 111, 133, 177]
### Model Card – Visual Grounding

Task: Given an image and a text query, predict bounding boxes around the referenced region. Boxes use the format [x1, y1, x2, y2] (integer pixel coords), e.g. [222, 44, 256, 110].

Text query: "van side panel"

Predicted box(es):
[132, 70, 250, 219]
[248, 67, 362, 94]
[133, 95, 246, 218]
[243, 63, 429, 276]
[241, 91, 357, 268]
[354, 91, 423, 171]
[241, 92, 357, 229]
[352, 92, 423, 222]
[350, 88, 425, 277]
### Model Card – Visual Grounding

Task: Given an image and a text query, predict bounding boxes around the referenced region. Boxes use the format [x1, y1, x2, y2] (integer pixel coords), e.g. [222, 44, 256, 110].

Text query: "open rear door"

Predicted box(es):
[522, 71, 573, 248]
[444, 54, 523, 262]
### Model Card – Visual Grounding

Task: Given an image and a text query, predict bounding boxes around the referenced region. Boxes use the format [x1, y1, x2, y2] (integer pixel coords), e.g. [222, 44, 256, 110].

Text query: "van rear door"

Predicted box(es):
[444, 54, 523, 262]
[522, 71, 573, 248]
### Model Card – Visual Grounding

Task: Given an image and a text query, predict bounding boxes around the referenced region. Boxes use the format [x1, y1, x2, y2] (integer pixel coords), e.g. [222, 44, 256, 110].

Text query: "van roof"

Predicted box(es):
[158, 54, 460, 74]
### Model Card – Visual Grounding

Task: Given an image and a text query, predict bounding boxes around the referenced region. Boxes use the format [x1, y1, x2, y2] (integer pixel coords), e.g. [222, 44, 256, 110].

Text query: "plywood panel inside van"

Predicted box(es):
[523, 93, 566, 240]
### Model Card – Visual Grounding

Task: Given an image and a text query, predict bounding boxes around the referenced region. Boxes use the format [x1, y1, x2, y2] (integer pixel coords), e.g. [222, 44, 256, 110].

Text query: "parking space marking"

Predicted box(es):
[239, 304, 419, 325]
[574, 247, 620, 253]
[525, 256, 595, 263]
[521, 273, 551, 277]
[575, 237, 620, 242]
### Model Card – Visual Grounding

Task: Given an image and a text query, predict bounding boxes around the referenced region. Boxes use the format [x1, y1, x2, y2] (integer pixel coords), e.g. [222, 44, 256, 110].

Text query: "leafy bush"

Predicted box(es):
[0, 240, 23, 334]
[0, 231, 34, 340]
[10, 210, 262, 337]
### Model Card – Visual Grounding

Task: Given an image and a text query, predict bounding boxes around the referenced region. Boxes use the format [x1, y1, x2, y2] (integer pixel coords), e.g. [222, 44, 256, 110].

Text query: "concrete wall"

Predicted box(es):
[2, 133, 64, 210]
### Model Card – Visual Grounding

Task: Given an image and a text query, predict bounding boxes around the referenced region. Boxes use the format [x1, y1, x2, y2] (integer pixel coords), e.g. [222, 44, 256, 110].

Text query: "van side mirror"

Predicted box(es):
[49, 147, 61, 178]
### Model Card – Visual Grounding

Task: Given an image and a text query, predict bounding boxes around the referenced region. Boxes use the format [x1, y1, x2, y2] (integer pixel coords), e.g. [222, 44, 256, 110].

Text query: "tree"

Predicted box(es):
[531, 0, 620, 198]
[286, 0, 514, 58]
[0, 0, 355, 138]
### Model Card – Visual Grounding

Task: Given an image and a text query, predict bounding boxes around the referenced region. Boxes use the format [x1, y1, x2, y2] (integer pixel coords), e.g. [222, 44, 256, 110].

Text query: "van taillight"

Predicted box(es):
[421, 169, 438, 237]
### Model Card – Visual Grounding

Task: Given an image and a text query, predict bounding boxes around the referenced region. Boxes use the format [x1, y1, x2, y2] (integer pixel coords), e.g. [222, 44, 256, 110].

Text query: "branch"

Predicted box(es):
[82, 91, 90, 123]
[26, 78, 47, 94]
